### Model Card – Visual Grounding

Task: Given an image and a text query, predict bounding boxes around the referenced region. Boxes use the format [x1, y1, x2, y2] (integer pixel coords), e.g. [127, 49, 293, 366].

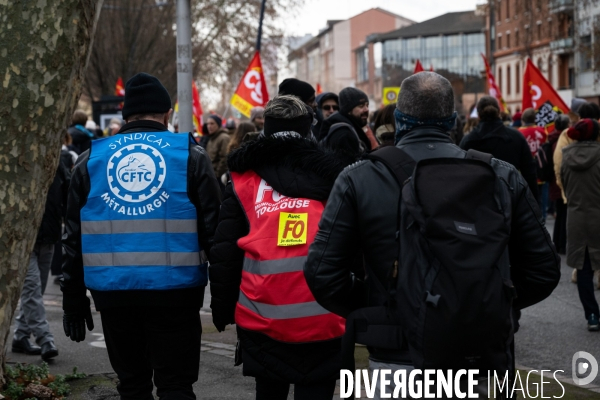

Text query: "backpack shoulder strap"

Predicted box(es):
[466, 148, 493, 164]
[366, 146, 415, 185]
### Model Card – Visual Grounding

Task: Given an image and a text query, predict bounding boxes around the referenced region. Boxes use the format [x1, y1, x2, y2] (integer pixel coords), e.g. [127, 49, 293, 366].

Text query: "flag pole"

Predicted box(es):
[256, 0, 267, 51]
[176, 0, 193, 133]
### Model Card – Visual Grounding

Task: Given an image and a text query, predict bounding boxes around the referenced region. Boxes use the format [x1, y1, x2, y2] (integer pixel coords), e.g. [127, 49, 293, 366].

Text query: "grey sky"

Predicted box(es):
[285, 0, 485, 36]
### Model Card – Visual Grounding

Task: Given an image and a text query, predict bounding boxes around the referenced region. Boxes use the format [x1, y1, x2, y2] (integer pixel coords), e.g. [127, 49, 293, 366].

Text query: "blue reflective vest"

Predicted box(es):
[80, 131, 207, 291]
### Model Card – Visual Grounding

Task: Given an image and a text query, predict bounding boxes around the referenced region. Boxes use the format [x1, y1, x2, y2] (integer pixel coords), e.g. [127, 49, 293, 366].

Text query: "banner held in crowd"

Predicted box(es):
[522, 58, 569, 114]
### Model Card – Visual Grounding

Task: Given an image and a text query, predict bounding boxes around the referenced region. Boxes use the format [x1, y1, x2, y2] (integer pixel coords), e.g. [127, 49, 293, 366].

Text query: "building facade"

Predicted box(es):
[287, 8, 414, 97]
[360, 11, 486, 114]
[487, 0, 577, 114]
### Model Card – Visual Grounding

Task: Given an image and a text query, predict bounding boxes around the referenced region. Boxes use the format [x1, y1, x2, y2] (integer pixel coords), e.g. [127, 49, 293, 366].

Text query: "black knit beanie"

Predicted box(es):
[278, 78, 315, 103]
[339, 87, 369, 115]
[264, 114, 313, 138]
[122, 73, 172, 120]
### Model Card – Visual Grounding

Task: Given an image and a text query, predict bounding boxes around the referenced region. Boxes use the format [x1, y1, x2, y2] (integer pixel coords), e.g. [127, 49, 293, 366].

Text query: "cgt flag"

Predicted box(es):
[522, 58, 569, 113]
[413, 59, 424, 74]
[115, 77, 125, 97]
[192, 81, 203, 134]
[481, 54, 508, 113]
[230, 50, 269, 118]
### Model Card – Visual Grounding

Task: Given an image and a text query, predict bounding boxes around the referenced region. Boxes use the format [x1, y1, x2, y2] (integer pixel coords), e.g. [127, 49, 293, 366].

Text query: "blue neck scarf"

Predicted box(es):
[394, 109, 457, 144]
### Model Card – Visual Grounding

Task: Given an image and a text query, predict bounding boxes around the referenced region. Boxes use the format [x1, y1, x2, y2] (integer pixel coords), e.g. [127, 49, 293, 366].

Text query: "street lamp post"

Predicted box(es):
[176, 0, 193, 133]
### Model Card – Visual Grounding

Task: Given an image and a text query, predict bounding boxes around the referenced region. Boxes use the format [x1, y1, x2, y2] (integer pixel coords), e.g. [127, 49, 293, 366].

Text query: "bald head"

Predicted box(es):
[396, 72, 455, 120]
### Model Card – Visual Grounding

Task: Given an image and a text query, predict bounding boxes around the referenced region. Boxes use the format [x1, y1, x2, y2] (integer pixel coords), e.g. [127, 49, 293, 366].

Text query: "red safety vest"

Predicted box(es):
[231, 170, 345, 343]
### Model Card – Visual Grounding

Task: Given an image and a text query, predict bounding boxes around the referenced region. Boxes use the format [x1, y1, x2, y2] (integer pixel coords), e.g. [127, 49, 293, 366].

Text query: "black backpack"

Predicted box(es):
[346, 146, 516, 373]
[536, 142, 554, 182]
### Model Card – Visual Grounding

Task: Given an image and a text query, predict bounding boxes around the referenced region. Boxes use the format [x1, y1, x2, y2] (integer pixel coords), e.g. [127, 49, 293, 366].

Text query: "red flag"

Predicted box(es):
[522, 58, 569, 113]
[481, 54, 508, 113]
[316, 83, 323, 95]
[413, 60, 424, 74]
[192, 81, 203, 134]
[115, 77, 125, 97]
[230, 51, 269, 118]
[429, 64, 434, 72]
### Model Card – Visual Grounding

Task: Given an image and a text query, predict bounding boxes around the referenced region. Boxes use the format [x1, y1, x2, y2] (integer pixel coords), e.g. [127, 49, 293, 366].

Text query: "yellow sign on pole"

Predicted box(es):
[382, 87, 401, 106]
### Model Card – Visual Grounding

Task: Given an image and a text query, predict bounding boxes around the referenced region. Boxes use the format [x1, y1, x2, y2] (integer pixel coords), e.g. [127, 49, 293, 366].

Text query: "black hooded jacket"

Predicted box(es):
[319, 112, 374, 151]
[460, 120, 538, 199]
[209, 133, 357, 383]
[312, 92, 338, 138]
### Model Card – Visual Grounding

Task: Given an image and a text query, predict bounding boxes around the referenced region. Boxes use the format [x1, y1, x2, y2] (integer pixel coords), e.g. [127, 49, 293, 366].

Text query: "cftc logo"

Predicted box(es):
[107, 144, 166, 203]
[572, 351, 599, 386]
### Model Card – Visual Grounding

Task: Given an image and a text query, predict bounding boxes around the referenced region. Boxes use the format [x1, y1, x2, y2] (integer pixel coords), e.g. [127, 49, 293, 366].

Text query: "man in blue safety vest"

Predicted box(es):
[61, 73, 221, 399]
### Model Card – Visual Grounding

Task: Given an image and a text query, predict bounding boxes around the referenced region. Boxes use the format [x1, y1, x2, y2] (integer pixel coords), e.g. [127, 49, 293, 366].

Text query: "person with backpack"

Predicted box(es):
[305, 72, 561, 397]
[209, 95, 358, 400]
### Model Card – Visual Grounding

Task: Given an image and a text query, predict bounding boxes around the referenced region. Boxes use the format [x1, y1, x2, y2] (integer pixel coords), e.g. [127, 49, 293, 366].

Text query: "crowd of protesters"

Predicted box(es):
[14, 69, 600, 399]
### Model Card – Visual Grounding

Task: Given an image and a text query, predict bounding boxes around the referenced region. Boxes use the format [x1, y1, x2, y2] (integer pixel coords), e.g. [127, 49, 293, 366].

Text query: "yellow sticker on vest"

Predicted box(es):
[277, 212, 308, 246]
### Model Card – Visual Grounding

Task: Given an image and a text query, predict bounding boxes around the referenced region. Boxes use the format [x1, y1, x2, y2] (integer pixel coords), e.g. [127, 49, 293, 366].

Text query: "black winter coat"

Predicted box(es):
[61, 120, 222, 313]
[37, 159, 71, 244]
[319, 112, 374, 151]
[305, 127, 561, 364]
[209, 133, 357, 384]
[460, 120, 538, 199]
[67, 125, 94, 155]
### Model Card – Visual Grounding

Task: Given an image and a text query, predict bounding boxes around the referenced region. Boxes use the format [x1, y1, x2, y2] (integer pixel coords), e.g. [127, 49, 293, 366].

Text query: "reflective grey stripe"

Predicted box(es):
[242, 256, 306, 275]
[238, 291, 330, 319]
[83, 252, 200, 267]
[81, 219, 197, 235]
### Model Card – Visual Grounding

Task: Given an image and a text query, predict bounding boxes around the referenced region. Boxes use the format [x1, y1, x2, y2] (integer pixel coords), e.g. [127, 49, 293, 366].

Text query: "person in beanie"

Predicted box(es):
[205, 114, 231, 182]
[209, 95, 357, 400]
[318, 87, 379, 151]
[67, 110, 95, 155]
[312, 92, 338, 137]
[278, 78, 317, 111]
[62, 72, 222, 399]
[250, 106, 265, 131]
[561, 119, 600, 331]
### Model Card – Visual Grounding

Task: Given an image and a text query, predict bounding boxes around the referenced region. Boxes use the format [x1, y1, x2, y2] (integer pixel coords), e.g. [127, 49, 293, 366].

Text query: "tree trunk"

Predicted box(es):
[0, 0, 102, 384]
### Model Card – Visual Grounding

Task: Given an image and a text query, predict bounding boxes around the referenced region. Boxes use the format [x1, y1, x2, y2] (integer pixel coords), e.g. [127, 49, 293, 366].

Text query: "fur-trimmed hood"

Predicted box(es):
[227, 134, 356, 200]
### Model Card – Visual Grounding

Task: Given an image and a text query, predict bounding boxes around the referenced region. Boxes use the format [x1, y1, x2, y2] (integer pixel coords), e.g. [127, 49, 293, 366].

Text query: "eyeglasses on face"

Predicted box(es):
[322, 105, 339, 111]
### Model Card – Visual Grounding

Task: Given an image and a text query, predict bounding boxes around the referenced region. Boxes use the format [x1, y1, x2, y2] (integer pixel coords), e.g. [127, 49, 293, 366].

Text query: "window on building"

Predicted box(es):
[515, 30, 519, 46]
[507, 33, 511, 48]
[498, 66, 503, 93]
[537, 23, 542, 40]
[356, 47, 369, 82]
[537, 57, 543, 70]
[506, 0, 510, 19]
[516, 63, 520, 94]
[498, 35, 502, 49]
[507, 65, 511, 95]
[548, 58, 553, 86]
[324, 32, 330, 48]
[374, 42, 382, 78]
[581, 35, 593, 71]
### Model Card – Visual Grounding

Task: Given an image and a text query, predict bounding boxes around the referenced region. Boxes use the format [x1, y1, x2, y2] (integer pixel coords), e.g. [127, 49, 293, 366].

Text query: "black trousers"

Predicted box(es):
[101, 305, 202, 400]
[577, 248, 600, 320]
[255, 377, 336, 400]
[552, 199, 567, 254]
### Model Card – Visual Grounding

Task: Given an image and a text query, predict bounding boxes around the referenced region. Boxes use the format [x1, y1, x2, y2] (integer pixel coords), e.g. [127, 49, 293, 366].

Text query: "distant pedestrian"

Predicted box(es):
[519, 108, 548, 214]
[210, 95, 355, 400]
[460, 96, 538, 198]
[62, 72, 222, 399]
[548, 114, 570, 254]
[312, 92, 339, 137]
[12, 160, 70, 360]
[250, 106, 265, 131]
[205, 114, 231, 180]
[227, 122, 257, 154]
[67, 110, 95, 155]
[372, 104, 396, 147]
[561, 119, 600, 331]
[319, 87, 378, 151]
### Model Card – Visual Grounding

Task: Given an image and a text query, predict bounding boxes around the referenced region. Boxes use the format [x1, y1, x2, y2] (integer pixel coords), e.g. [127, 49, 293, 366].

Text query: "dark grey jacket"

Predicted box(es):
[305, 126, 561, 363]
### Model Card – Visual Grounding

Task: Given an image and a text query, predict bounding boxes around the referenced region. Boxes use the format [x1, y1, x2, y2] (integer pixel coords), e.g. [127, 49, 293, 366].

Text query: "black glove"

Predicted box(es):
[63, 295, 94, 342]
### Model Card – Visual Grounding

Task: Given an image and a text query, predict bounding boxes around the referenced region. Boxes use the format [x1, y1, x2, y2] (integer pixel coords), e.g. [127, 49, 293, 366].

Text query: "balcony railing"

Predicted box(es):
[550, 37, 575, 54]
[549, 0, 574, 14]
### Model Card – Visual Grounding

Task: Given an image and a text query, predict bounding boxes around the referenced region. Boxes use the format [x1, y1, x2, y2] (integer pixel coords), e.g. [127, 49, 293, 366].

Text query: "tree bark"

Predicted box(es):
[0, 0, 102, 383]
